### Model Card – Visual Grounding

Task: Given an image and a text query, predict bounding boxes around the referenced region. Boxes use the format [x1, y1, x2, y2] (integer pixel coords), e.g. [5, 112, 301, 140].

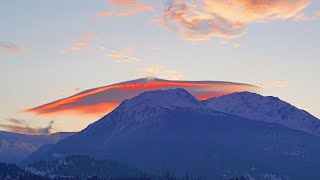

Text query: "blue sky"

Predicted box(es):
[1, 0, 320, 133]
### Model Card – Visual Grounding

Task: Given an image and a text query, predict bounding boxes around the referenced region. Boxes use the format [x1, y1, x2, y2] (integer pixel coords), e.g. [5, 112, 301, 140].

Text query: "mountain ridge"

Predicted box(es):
[23, 88, 320, 179]
[205, 91, 320, 135]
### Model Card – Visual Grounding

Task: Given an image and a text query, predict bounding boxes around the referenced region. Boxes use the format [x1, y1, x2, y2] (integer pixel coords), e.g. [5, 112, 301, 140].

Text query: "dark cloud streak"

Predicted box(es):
[0, 119, 54, 135]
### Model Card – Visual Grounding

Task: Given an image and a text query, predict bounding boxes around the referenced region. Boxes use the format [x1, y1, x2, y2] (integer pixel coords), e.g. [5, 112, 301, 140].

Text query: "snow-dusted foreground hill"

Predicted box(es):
[24, 89, 320, 179]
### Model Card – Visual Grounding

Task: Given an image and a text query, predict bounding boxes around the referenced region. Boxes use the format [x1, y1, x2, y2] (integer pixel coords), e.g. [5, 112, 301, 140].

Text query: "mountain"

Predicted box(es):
[24, 89, 320, 179]
[205, 92, 320, 136]
[0, 131, 76, 163]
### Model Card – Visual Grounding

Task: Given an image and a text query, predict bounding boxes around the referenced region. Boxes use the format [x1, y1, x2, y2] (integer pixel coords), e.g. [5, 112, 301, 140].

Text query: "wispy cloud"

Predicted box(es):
[49, 88, 80, 95]
[0, 119, 54, 135]
[61, 34, 141, 63]
[61, 40, 90, 53]
[95, 0, 154, 18]
[219, 40, 229, 45]
[137, 64, 183, 80]
[233, 43, 241, 49]
[92, 11, 113, 20]
[0, 41, 24, 54]
[156, 0, 310, 40]
[151, 47, 161, 52]
[293, 10, 320, 22]
[60, 33, 102, 54]
[100, 46, 141, 63]
[258, 80, 290, 88]
[6, 118, 28, 126]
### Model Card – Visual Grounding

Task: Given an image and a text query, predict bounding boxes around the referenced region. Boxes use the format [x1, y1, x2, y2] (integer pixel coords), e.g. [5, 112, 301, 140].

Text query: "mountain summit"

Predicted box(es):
[24, 89, 320, 179]
[205, 91, 320, 136]
[120, 88, 203, 110]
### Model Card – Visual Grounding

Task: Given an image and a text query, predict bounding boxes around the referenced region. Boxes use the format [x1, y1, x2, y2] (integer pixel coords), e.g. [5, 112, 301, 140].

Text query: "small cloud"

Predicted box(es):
[151, 47, 161, 52]
[72, 88, 80, 93]
[83, 33, 100, 41]
[6, 118, 28, 126]
[61, 34, 100, 54]
[92, 11, 113, 20]
[109, 51, 141, 63]
[49, 90, 68, 95]
[68, 47, 81, 51]
[49, 88, 80, 95]
[137, 64, 183, 80]
[123, 47, 134, 54]
[107, 48, 141, 63]
[74, 40, 89, 47]
[233, 43, 241, 48]
[220, 40, 229, 45]
[0, 41, 24, 54]
[0, 119, 54, 135]
[95, 0, 154, 18]
[110, 0, 153, 16]
[258, 80, 290, 88]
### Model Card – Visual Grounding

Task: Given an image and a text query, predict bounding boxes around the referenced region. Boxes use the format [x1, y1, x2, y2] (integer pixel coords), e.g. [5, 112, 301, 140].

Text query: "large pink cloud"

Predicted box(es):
[158, 0, 310, 40]
[24, 78, 259, 118]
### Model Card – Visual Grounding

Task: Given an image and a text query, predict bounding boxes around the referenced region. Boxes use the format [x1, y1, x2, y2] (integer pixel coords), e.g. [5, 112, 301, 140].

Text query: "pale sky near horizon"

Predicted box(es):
[0, 0, 320, 134]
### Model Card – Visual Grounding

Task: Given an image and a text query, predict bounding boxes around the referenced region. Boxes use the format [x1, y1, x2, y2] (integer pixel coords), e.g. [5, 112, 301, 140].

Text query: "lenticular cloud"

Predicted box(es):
[24, 77, 259, 117]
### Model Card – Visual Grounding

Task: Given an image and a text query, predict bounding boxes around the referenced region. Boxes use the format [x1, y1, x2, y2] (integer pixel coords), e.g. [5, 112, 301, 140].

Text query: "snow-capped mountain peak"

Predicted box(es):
[204, 91, 320, 135]
[120, 88, 203, 110]
[82, 88, 204, 136]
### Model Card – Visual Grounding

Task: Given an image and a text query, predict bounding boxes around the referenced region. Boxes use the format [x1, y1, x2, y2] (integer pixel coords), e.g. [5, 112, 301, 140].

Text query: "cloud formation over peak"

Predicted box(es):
[158, 0, 310, 40]
[24, 78, 259, 118]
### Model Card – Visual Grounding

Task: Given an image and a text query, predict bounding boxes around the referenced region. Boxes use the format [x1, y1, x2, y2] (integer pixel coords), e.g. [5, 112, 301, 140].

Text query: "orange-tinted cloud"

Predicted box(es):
[99, 46, 141, 63]
[96, 0, 153, 17]
[258, 80, 290, 88]
[158, 0, 309, 40]
[137, 64, 183, 80]
[24, 78, 259, 118]
[92, 11, 113, 20]
[61, 34, 102, 54]
[49, 88, 80, 95]
[0, 41, 24, 54]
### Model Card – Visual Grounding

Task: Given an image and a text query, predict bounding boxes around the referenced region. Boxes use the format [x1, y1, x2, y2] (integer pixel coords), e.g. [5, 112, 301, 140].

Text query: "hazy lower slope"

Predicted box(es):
[0, 131, 75, 163]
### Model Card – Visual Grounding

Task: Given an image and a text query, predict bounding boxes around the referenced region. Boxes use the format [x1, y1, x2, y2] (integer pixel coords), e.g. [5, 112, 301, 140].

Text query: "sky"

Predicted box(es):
[0, 0, 319, 134]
